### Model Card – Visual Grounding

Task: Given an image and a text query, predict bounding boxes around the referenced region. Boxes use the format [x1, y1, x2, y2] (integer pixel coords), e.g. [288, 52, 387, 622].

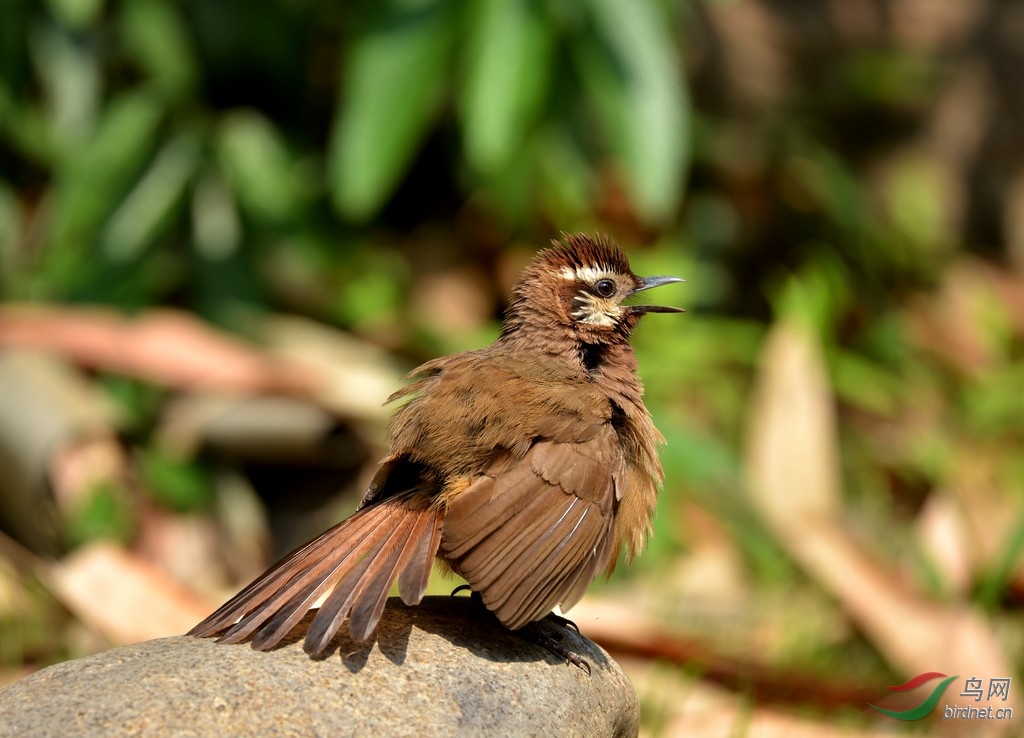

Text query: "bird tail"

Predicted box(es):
[188, 492, 442, 657]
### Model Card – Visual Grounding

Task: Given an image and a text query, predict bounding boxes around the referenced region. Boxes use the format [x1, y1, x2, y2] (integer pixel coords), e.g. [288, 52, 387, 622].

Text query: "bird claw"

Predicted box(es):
[544, 612, 581, 634]
[529, 628, 592, 674]
[518, 617, 592, 674]
[449, 587, 590, 672]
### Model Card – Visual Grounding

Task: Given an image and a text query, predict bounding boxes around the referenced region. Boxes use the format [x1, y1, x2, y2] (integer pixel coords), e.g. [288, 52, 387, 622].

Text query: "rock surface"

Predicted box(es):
[0, 596, 639, 737]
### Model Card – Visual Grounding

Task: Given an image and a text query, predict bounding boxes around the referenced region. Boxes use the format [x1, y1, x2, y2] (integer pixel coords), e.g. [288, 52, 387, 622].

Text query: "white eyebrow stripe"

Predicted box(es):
[559, 265, 613, 282]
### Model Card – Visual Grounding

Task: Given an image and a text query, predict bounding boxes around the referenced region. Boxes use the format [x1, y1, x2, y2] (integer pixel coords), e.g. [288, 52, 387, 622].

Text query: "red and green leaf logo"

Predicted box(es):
[869, 672, 958, 721]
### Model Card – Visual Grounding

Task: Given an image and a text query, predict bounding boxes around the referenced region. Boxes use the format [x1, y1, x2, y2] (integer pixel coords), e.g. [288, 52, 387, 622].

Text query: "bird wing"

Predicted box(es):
[440, 423, 625, 629]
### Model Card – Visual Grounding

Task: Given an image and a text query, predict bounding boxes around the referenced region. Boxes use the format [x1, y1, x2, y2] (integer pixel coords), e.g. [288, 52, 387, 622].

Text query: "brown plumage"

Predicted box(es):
[189, 233, 683, 657]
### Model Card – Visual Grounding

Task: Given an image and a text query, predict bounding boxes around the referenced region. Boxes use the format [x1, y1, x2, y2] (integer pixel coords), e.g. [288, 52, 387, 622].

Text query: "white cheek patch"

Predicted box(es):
[559, 265, 613, 283]
[583, 311, 618, 327]
[571, 291, 619, 327]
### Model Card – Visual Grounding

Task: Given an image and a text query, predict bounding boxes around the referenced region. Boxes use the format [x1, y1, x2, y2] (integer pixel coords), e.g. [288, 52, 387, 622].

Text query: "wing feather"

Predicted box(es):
[503, 502, 611, 627]
[440, 426, 622, 630]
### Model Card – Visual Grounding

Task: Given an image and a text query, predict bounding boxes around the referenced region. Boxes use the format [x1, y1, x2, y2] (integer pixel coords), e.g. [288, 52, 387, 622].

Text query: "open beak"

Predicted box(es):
[626, 275, 686, 315]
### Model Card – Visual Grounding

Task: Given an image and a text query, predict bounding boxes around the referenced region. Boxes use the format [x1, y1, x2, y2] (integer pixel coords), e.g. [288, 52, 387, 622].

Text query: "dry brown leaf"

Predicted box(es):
[133, 506, 229, 600]
[667, 501, 748, 606]
[208, 472, 272, 587]
[704, 0, 789, 113]
[0, 305, 320, 395]
[49, 434, 130, 513]
[574, 597, 877, 711]
[745, 319, 1018, 737]
[904, 259, 1020, 376]
[0, 556, 31, 618]
[0, 351, 121, 553]
[786, 523, 1018, 737]
[916, 490, 973, 596]
[409, 265, 492, 334]
[623, 657, 910, 738]
[889, 0, 986, 51]
[156, 392, 341, 460]
[982, 262, 1024, 336]
[47, 541, 215, 645]
[259, 314, 403, 423]
[948, 444, 1023, 573]
[745, 319, 841, 530]
[791, 521, 1010, 671]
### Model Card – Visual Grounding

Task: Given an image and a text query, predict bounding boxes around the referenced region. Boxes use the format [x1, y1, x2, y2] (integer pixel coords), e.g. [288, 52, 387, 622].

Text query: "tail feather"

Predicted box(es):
[189, 526, 343, 638]
[220, 512, 387, 647]
[301, 525, 392, 656]
[245, 574, 333, 650]
[347, 512, 428, 642]
[188, 493, 441, 655]
[247, 506, 403, 651]
[397, 514, 442, 604]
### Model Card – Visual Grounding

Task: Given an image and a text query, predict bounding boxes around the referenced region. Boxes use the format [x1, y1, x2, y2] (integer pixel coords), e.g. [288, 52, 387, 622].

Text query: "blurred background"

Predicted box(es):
[1, 0, 1022, 735]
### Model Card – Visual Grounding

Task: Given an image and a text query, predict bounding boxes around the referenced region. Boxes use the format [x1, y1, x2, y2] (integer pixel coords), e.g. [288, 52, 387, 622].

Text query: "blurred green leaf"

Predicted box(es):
[0, 578, 67, 668]
[191, 169, 242, 261]
[97, 375, 166, 433]
[328, 0, 455, 221]
[768, 261, 848, 341]
[964, 365, 1024, 437]
[120, 0, 199, 101]
[975, 510, 1024, 611]
[102, 132, 200, 261]
[659, 424, 737, 492]
[842, 49, 938, 108]
[332, 247, 409, 326]
[459, 0, 552, 175]
[44, 0, 104, 30]
[0, 82, 51, 164]
[575, 0, 689, 224]
[40, 90, 165, 292]
[217, 110, 311, 224]
[31, 23, 100, 150]
[830, 350, 901, 416]
[0, 184, 19, 276]
[881, 154, 954, 264]
[535, 124, 595, 220]
[140, 449, 215, 512]
[62, 483, 135, 548]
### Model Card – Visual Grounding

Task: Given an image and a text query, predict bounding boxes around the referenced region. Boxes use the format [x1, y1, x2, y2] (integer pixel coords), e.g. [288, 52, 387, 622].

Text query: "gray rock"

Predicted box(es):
[0, 596, 639, 737]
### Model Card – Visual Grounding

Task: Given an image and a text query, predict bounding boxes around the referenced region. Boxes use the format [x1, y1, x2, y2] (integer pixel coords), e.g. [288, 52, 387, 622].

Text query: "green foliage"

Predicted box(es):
[61, 483, 135, 548]
[330, 0, 456, 220]
[1, 0, 690, 317]
[139, 449, 215, 513]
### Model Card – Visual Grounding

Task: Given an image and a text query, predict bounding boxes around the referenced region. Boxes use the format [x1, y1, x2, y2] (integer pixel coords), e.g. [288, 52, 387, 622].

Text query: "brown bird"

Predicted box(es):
[189, 233, 683, 657]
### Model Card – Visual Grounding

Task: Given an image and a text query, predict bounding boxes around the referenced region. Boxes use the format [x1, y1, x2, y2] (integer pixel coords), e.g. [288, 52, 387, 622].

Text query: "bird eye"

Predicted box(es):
[594, 279, 616, 298]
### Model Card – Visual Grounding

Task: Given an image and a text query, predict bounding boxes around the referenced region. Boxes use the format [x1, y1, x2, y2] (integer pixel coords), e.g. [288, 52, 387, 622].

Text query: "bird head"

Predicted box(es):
[502, 233, 684, 345]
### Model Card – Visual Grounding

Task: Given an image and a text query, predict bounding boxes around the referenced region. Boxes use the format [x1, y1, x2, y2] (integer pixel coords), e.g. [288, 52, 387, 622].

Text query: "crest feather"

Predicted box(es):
[538, 233, 632, 277]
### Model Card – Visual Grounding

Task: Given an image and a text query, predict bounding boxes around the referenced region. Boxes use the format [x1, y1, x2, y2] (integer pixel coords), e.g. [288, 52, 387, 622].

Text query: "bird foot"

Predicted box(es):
[523, 616, 591, 674]
[543, 612, 581, 635]
[449, 587, 591, 673]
